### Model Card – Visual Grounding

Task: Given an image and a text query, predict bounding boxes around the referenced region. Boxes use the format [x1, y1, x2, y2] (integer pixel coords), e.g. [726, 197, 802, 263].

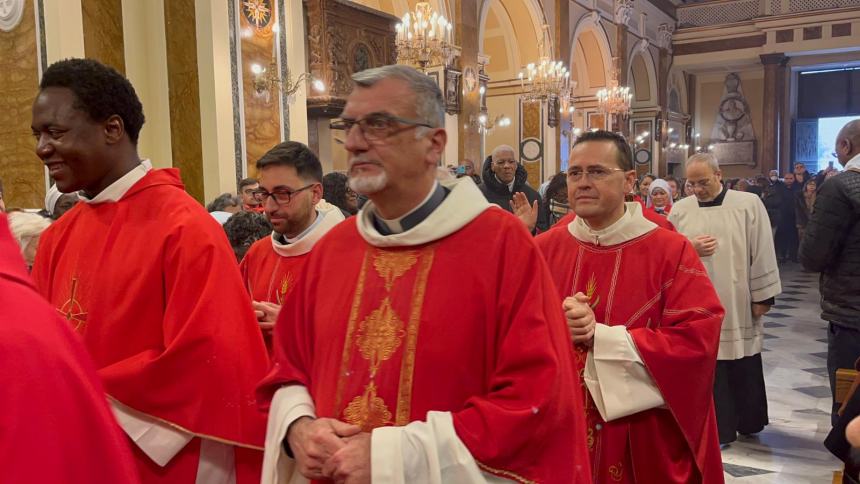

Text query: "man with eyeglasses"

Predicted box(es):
[239, 177, 264, 213]
[536, 130, 725, 482]
[238, 141, 344, 348]
[479, 145, 548, 233]
[669, 153, 781, 447]
[256, 64, 590, 484]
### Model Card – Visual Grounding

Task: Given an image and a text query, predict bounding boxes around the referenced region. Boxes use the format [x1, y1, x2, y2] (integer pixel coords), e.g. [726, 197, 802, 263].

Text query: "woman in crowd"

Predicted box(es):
[795, 179, 817, 241]
[7, 211, 51, 271]
[646, 179, 674, 216]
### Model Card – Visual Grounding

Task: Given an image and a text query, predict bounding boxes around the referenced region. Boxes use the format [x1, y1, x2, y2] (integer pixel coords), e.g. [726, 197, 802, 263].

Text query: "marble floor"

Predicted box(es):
[722, 262, 842, 483]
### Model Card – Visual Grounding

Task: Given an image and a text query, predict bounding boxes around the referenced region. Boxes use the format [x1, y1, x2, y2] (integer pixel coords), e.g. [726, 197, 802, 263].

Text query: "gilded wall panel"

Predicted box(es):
[239, 0, 282, 178]
[165, 0, 205, 203]
[82, 0, 125, 74]
[0, 0, 43, 209]
[520, 100, 542, 189]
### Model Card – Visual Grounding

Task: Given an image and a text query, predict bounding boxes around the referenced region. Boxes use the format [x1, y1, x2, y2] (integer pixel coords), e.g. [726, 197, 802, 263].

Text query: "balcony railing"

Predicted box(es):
[678, 0, 860, 28]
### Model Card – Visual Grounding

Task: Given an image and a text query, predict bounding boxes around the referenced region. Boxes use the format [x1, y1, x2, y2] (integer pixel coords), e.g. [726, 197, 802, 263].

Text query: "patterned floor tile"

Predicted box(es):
[763, 333, 778, 339]
[794, 408, 830, 415]
[772, 304, 798, 310]
[722, 463, 774, 477]
[765, 312, 791, 318]
[764, 321, 786, 328]
[781, 297, 802, 301]
[811, 351, 829, 359]
[782, 290, 805, 295]
[794, 385, 832, 398]
[802, 367, 829, 377]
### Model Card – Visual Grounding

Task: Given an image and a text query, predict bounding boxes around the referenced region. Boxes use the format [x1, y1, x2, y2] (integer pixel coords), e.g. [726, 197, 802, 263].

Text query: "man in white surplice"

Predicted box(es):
[669, 153, 782, 446]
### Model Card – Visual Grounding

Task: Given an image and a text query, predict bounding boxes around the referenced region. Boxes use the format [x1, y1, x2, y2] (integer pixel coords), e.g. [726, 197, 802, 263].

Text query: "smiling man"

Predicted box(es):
[536, 130, 725, 483]
[239, 141, 344, 348]
[256, 64, 590, 484]
[29, 58, 268, 484]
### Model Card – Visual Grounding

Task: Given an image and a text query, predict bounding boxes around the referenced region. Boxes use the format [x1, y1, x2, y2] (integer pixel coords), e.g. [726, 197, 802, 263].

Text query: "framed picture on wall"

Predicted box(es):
[587, 111, 606, 131]
[631, 118, 655, 176]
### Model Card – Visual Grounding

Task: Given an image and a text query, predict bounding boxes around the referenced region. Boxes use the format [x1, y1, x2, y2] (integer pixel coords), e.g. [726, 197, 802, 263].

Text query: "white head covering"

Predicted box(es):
[647, 179, 674, 209]
[44, 185, 62, 215]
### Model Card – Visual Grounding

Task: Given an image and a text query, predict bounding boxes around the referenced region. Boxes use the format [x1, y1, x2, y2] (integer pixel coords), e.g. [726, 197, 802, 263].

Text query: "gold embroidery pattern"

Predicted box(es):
[395, 251, 435, 425]
[275, 272, 294, 305]
[476, 462, 537, 484]
[587, 428, 595, 450]
[608, 462, 623, 482]
[57, 277, 88, 334]
[586, 273, 601, 310]
[373, 250, 418, 291]
[337, 248, 433, 431]
[355, 298, 405, 374]
[343, 381, 393, 431]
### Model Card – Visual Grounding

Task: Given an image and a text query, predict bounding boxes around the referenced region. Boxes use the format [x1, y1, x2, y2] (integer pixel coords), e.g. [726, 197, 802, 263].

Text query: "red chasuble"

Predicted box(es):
[31, 169, 269, 484]
[536, 219, 724, 483]
[240, 238, 308, 306]
[553, 210, 675, 231]
[258, 207, 591, 483]
[0, 215, 139, 483]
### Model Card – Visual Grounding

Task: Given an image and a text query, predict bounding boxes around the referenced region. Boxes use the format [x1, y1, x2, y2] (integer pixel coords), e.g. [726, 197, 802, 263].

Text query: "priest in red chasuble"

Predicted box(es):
[30, 58, 268, 484]
[239, 141, 344, 349]
[536, 131, 726, 483]
[0, 214, 139, 483]
[256, 65, 590, 484]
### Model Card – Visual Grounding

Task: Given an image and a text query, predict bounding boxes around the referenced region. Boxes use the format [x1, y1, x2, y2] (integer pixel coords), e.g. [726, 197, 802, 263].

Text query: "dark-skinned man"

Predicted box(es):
[30, 58, 268, 484]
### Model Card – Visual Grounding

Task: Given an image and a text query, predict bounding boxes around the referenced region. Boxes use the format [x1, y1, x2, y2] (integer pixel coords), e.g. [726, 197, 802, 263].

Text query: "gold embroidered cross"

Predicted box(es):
[57, 277, 88, 333]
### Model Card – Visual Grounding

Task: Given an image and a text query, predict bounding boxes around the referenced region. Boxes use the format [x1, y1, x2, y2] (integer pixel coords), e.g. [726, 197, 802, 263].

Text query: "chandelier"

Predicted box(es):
[395, 2, 453, 71]
[596, 58, 632, 116]
[518, 25, 571, 105]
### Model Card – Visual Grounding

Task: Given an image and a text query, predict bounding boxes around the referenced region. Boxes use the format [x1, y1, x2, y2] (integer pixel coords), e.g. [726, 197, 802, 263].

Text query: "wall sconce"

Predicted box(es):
[470, 112, 511, 135]
[251, 60, 326, 104]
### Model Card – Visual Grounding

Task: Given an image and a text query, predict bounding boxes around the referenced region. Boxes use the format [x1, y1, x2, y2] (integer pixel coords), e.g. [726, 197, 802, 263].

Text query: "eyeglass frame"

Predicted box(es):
[330, 112, 435, 143]
[250, 183, 318, 205]
[566, 166, 627, 182]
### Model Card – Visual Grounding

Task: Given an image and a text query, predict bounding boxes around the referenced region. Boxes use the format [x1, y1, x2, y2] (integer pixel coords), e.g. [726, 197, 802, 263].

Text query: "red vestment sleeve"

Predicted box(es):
[99, 218, 270, 448]
[628, 240, 725, 482]
[0, 215, 139, 484]
[448, 221, 591, 482]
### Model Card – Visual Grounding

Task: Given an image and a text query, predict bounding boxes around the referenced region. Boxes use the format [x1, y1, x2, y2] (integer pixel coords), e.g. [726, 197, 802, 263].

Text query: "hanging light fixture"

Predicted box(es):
[518, 24, 571, 106]
[395, 2, 454, 71]
[596, 57, 632, 117]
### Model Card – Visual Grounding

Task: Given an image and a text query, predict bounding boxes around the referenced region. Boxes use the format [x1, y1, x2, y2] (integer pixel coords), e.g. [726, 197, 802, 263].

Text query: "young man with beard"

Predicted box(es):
[536, 130, 725, 482]
[30, 58, 268, 484]
[256, 64, 590, 484]
[239, 141, 345, 347]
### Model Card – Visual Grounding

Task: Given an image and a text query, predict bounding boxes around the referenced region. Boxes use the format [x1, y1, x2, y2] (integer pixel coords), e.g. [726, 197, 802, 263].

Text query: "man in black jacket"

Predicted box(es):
[480, 145, 548, 233]
[800, 119, 860, 425]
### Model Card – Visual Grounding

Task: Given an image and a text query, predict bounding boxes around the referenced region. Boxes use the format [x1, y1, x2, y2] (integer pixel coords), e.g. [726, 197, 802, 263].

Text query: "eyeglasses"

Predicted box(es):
[567, 167, 625, 181]
[330, 113, 433, 143]
[250, 184, 317, 205]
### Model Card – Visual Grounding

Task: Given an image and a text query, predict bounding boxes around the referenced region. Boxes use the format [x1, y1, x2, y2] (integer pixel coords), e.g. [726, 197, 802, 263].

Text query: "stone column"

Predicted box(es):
[760, 53, 788, 175]
[456, 0, 480, 165]
[613, 0, 633, 137]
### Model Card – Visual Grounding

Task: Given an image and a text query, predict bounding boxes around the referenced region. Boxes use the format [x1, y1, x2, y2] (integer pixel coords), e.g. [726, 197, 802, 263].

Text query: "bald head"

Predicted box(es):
[836, 119, 860, 166]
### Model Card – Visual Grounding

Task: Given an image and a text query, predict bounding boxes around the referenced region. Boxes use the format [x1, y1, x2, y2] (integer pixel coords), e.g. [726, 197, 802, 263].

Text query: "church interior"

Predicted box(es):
[1, 0, 860, 482]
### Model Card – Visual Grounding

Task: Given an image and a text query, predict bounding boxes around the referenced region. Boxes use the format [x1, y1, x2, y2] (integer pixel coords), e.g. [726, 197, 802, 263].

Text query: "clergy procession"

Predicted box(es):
[4, 55, 860, 484]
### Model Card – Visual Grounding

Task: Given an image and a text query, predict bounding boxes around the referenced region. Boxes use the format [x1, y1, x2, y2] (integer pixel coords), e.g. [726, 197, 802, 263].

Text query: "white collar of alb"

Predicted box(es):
[845, 153, 860, 173]
[568, 202, 657, 246]
[356, 177, 491, 247]
[271, 201, 345, 257]
[81, 159, 153, 204]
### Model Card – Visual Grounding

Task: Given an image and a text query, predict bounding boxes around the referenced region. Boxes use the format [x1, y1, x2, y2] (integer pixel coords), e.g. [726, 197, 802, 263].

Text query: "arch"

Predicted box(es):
[667, 67, 688, 114]
[569, 13, 612, 96]
[627, 44, 658, 107]
[479, 0, 521, 79]
[478, 0, 546, 57]
[349, 0, 451, 26]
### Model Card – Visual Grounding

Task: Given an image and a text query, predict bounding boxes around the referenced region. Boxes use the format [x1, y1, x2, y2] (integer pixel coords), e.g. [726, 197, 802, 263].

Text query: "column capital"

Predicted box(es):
[760, 53, 789, 67]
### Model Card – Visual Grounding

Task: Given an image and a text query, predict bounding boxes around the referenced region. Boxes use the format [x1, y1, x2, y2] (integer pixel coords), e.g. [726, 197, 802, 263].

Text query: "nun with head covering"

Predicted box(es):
[44, 185, 80, 220]
[646, 179, 673, 215]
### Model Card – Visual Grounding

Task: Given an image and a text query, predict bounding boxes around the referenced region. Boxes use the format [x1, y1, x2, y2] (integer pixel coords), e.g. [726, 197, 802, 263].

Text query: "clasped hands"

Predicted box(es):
[287, 416, 370, 484]
[564, 292, 596, 347]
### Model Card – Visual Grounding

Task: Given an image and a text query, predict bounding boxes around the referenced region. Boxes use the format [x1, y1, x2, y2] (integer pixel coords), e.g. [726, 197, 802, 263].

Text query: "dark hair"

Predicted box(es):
[572, 130, 633, 171]
[255, 141, 323, 182]
[640, 173, 656, 183]
[222, 211, 272, 262]
[238, 178, 259, 192]
[40, 58, 145, 144]
[544, 172, 568, 204]
[322, 172, 351, 213]
[206, 193, 240, 212]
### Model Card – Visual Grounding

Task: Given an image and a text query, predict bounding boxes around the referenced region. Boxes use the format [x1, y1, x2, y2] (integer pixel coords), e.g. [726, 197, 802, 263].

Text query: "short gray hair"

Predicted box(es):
[685, 153, 720, 172]
[491, 145, 516, 161]
[352, 65, 445, 129]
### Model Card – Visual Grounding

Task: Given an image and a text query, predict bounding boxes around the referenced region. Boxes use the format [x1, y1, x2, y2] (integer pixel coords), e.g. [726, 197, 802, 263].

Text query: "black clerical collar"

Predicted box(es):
[372, 183, 449, 235]
[697, 185, 727, 207]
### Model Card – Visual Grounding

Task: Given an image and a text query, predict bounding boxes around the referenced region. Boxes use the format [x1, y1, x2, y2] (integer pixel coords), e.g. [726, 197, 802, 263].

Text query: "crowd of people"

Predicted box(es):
[1, 57, 859, 483]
